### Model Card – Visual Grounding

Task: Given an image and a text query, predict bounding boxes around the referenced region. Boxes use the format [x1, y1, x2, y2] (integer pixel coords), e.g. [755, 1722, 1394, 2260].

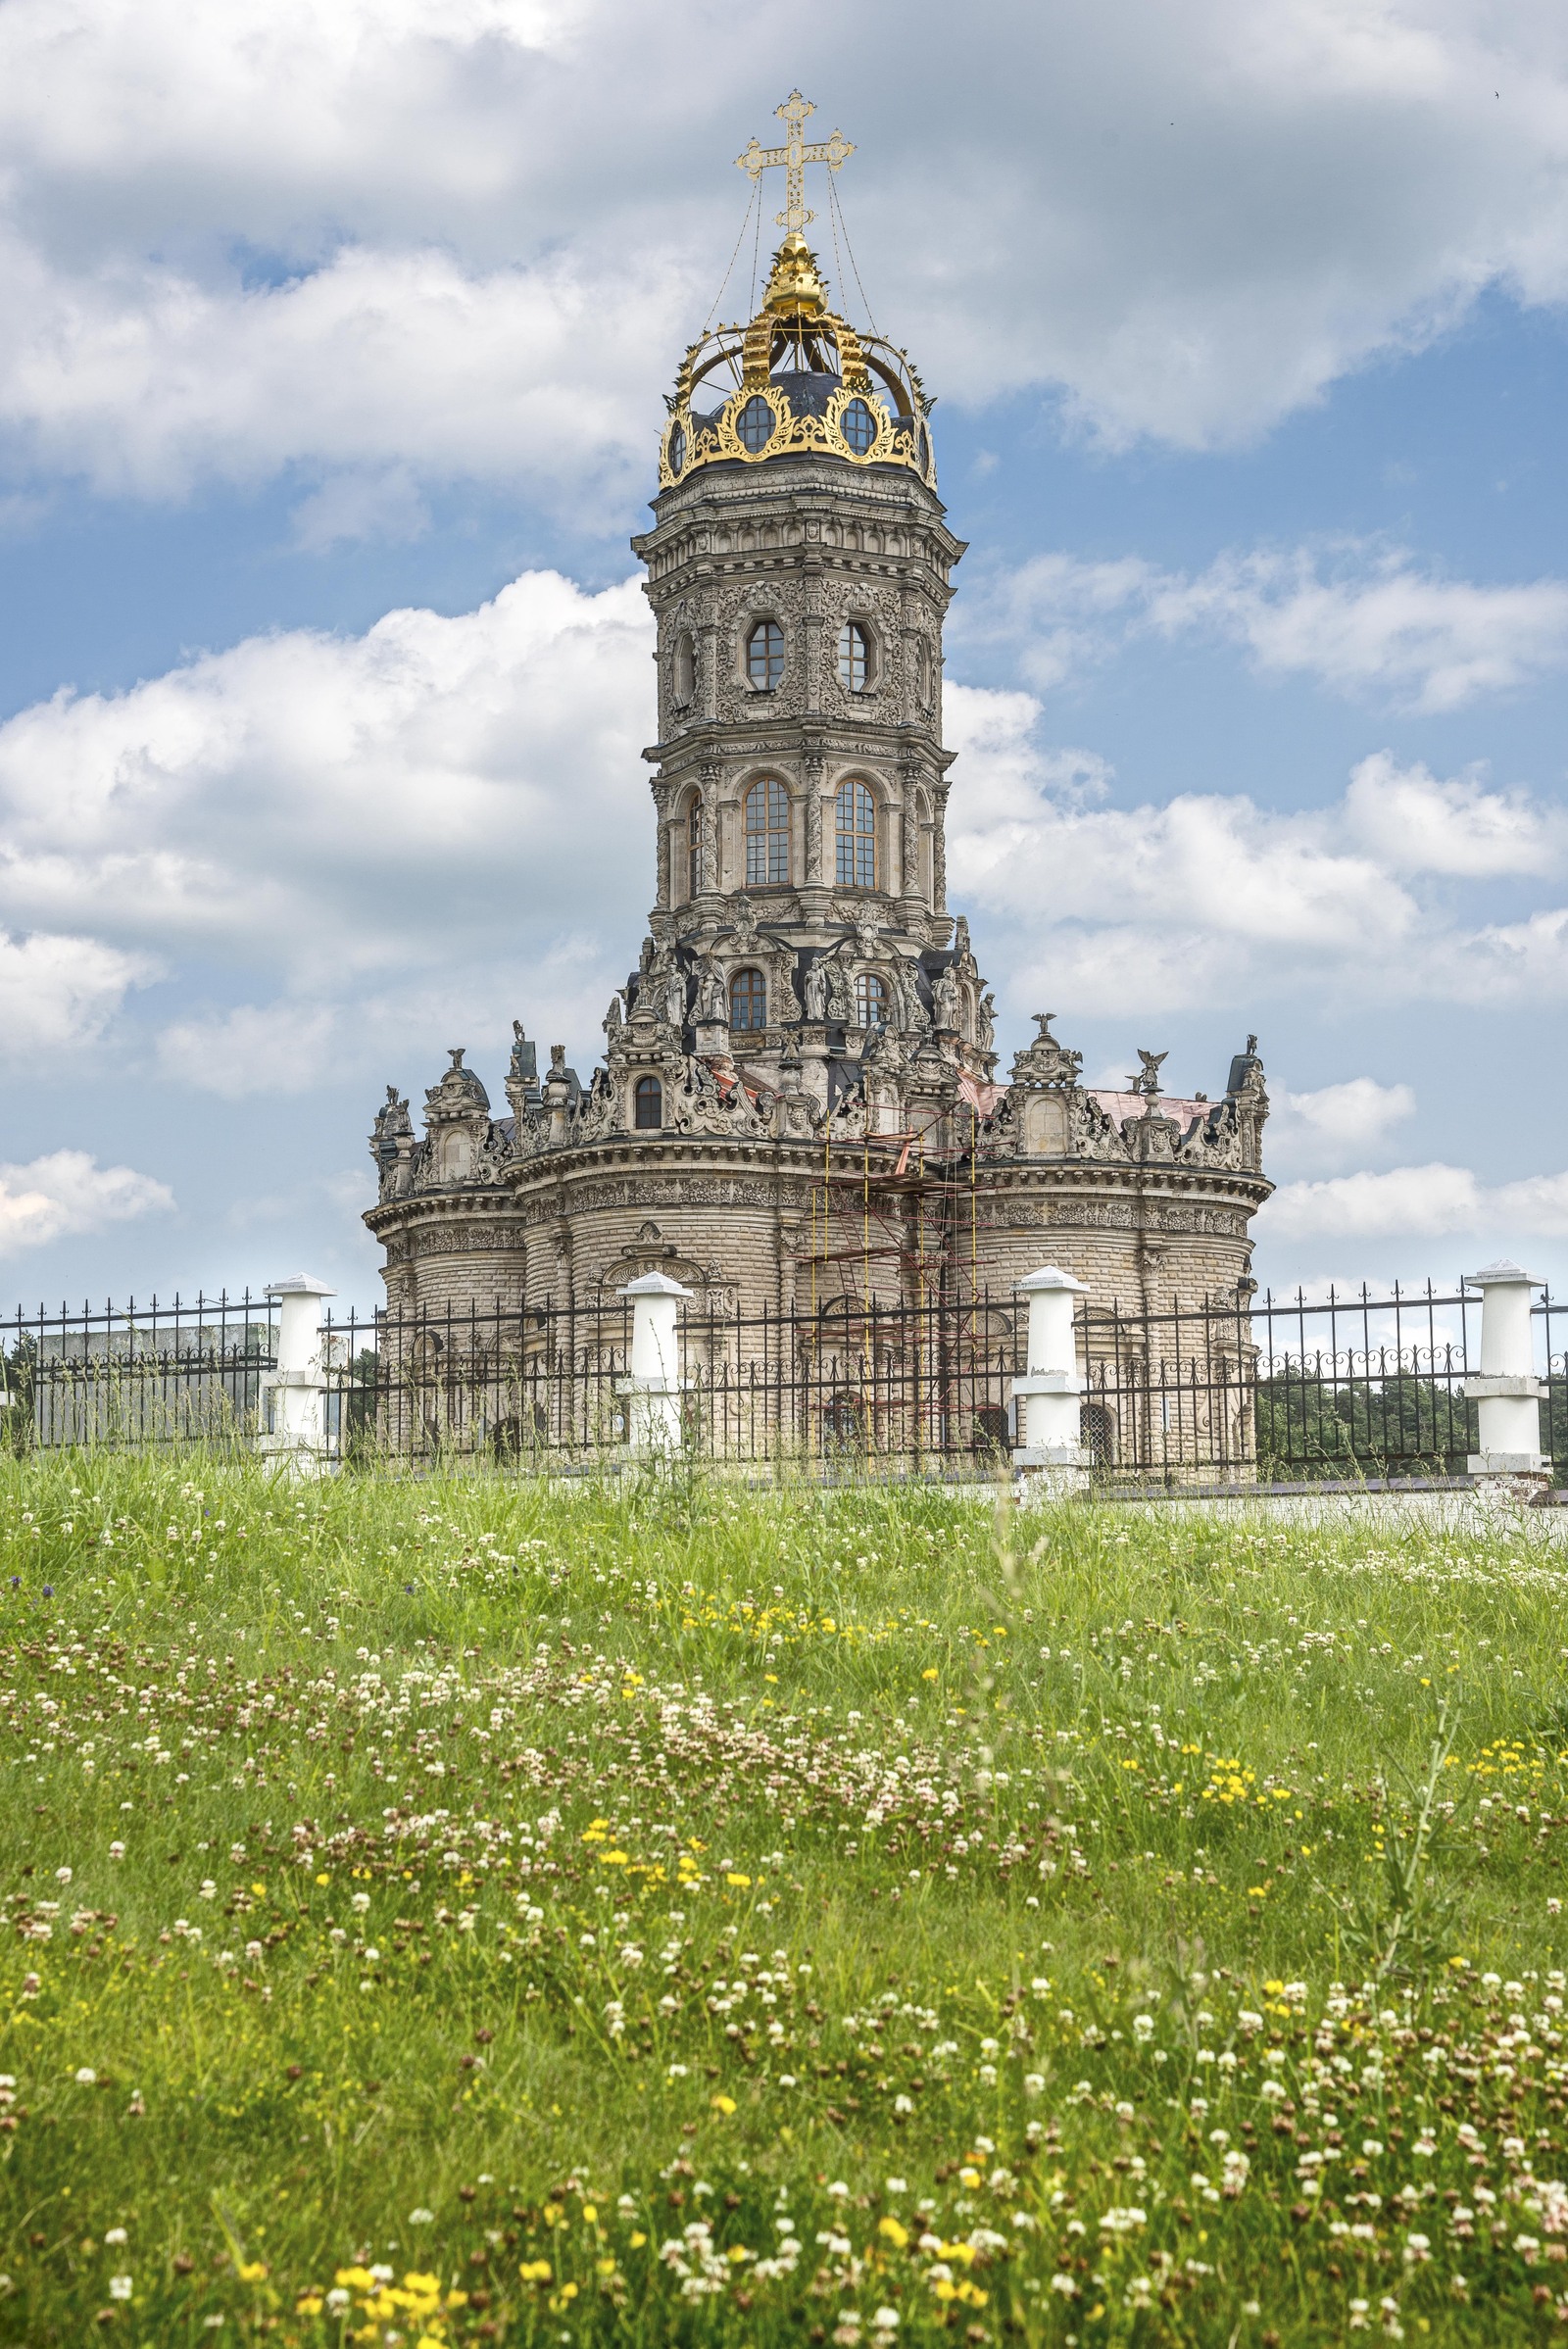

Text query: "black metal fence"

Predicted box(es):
[4, 1280, 1567, 1485]
[0, 1291, 277, 1451]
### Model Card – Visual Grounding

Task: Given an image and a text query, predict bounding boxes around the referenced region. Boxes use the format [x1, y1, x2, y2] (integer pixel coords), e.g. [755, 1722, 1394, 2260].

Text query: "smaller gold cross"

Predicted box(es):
[735, 89, 854, 233]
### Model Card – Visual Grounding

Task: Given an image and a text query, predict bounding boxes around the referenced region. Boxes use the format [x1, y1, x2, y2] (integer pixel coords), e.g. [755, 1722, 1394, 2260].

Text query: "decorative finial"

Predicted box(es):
[1132, 1048, 1167, 1102]
[736, 91, 855, 234]
[448, 1047, 466, 1069]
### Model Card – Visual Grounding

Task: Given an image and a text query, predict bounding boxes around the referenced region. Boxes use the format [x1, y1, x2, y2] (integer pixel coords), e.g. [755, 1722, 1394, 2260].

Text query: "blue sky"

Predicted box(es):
[3, 0, 1568, 1311]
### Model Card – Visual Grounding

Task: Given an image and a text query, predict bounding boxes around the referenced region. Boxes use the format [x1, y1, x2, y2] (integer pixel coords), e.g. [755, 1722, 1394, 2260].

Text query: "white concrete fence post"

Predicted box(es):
[1010, 1265, 1091, 1492]
[1464, 1258, 1549, 1498]
[616, 1271, 693, 1454]
[258, 1274, 336, 1474]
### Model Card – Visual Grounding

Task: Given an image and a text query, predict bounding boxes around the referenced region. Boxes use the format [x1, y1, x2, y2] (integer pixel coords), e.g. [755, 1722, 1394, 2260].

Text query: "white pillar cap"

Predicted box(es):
[618, 1271, 696, 1300]
[265, 1274, 337, 1297]
[1462, 1259, 1542, 1288]
[1015, 1265, 1089, 1296]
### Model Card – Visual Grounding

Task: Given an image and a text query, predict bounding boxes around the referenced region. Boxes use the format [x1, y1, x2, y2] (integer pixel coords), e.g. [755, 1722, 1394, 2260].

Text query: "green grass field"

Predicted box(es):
[2, 1455, 1567, 2347]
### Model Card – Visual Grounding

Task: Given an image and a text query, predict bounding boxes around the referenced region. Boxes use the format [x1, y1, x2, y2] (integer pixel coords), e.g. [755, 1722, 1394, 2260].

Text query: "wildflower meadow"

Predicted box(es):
[1, 1457, 1567, 2346]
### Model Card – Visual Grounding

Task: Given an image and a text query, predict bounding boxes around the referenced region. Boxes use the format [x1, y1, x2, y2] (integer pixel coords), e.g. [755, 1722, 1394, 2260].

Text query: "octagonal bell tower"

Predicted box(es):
[625, 191, 995, 1134]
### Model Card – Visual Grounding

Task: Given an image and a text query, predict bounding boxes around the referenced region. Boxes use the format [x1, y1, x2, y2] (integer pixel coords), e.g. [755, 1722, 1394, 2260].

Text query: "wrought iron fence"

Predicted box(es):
[4, 1277, 1566, 1486]
[0, 1292, 277, 1451]
[1079, 1284, 1480, 1486]
[323, 1294, 1022, 1475]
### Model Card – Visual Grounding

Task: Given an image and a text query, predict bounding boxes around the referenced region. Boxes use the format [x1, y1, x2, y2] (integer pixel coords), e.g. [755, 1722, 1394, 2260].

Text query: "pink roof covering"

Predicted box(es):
[1091, 1091, 1211, 1131]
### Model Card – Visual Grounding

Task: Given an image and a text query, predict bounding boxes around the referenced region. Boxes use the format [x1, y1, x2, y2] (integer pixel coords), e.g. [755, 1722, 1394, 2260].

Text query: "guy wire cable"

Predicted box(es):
[701, 179, 760, 338]
[828, 176, 879, 339]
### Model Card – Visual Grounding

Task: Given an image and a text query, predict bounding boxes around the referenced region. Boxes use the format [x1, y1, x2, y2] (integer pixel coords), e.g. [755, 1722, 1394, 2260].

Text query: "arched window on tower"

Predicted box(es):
[730, 967, 766, 1033]
[836, 779, 877, 890]
[855, 972, 889, 1030]
[634, 1075, 662, 1130]
[744, 776, 790, 886]
[687, 796, 704, 900]
[746, 619, 784, 690]
[672, 630, 695, 704]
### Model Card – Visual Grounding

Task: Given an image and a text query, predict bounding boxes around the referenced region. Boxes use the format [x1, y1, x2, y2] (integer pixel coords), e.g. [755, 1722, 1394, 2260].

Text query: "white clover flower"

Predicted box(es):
[108, 2276, 132, 2301]
[104, 2229, 127, 2246]
[74, 2067, 97, 2085]
[409, 2209, 434, 2225]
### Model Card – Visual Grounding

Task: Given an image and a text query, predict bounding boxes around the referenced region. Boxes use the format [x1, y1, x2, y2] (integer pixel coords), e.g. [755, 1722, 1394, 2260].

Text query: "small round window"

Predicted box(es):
[841, 398, 876, 455]
[737, 396, 774, 454]
[668, 422, 687, 476]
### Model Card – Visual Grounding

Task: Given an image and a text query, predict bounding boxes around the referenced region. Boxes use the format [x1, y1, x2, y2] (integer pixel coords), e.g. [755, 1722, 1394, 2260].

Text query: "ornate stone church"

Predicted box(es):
[365, 99, 1270, 1328]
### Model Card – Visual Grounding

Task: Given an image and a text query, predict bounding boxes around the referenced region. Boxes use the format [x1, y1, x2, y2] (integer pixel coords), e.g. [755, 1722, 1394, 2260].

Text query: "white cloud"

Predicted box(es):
[156, 1004, 346, 1099]
[1261, 1161, 1568, 1245]
[0, 562, 650, 969]
[1343, 753, 1566, 873]
[946, 685, 1568, 1020]
[963, 543, 1568, 713]
[0, 927, 156, 1057]
[1273, 1077, 1417, 1167]
[0, 0, 1562, 494]
[0, 1150, 172, 1254]
[0, 565, 659, 1097]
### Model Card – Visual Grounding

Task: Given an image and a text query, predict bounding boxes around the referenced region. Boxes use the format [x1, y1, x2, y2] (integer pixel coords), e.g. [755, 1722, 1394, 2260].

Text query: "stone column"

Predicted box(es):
[616, 1271, 692, 1453]
[653, 782, 672, 909]
[699, 761, 720, 894]
[259, 1274, 337, 1476]
[1010, 1265, 1090, 1493]
[1465, 1259, 1548, 1498]
[805, 778, 824, 883]
[801, 749, 831, 919]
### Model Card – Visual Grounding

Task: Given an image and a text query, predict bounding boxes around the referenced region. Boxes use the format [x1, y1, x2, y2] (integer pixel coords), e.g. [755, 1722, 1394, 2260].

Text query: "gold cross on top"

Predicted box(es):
[735, 90, 855, 233]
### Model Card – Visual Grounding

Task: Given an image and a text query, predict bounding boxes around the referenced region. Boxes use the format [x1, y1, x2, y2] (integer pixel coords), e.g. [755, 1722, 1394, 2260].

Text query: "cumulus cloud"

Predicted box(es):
[1262, 1162, 1568, 1245]
[1272, 1077, 1418, 1169]
[0, 0, 1562, 501]
[0, 565, 660, 1095]
[0, 1150, 172, 1255]
[962, 543, 1568, 713]
[0, 235, 686, 519]
[0, 927, 156, 1057]
[945, 686, 1568, 1021]
[0, 561, 649, 954]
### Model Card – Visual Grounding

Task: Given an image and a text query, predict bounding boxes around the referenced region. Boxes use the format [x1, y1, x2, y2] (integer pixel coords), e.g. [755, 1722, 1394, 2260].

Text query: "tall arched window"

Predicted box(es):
[746, 619, 784, 690]
[744, 776, 790, 886]
[730, 967, 766, 1033]
[855, 972, 889, 1029]
[687, 796, 703, 900]
[672, 631, 695, 704]
[634, 1075, 662, 1131]
[836, 779, 877, 889]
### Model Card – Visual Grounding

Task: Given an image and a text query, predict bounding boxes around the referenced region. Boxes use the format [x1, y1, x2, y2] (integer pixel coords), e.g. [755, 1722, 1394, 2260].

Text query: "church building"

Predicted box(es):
[365, 99, 1270, 1335]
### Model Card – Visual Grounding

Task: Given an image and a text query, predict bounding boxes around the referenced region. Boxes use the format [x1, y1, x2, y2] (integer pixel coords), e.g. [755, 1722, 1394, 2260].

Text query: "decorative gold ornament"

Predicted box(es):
[660, 230, 934, 494]
[735, 89, 854, 234]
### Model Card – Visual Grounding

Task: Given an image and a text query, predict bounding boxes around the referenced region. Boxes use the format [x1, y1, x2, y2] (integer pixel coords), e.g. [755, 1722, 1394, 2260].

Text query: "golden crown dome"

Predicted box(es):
[660, 233, 934, 494]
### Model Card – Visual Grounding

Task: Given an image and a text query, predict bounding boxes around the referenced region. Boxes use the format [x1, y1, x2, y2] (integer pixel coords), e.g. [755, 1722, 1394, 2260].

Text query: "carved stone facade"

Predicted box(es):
[366, 230, 1271, 1326]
